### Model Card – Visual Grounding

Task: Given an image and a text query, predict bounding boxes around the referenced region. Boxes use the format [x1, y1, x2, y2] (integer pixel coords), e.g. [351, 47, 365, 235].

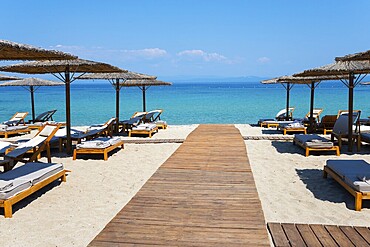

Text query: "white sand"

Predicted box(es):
[1, 123, 370, 246]
[236, 124, 370, 227]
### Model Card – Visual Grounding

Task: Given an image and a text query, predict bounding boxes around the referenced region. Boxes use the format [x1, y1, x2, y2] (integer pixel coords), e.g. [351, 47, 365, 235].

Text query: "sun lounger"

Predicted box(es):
[278, 121, 307, 135]
[129, 123, 158, 138]
[2, 112, 28, 126]
[119, 112, 147, 132]
[0, 162, 67, 218]
[0, 124, 31, 138]
[293, 134, 340, 156]
[143, 109, 168, 129]
[259, 107, 295, 127]
[73, 137, 124, 161]
[0, 124, 61, 171]
[323, 159, 370, 211]
[317, 115, 337, 134]
[298, 108, 324, 124]
[27, 110, 56, 124]
[331, 112, 361, 150]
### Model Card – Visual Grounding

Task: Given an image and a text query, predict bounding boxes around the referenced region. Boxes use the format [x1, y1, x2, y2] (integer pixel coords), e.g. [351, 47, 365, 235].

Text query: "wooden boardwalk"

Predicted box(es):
[89, 124, 270, 246]
[268, 222, 370, 246]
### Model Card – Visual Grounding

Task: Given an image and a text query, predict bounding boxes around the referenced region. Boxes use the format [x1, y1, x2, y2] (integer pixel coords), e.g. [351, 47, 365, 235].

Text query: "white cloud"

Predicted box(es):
[257, 57, 271, 64]
[177, 49, 228, 62]
[121, 48, 167, 59]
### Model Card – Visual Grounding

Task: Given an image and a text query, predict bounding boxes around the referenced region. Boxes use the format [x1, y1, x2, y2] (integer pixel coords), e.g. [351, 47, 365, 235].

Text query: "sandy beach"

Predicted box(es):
[0, 124, 370, 246]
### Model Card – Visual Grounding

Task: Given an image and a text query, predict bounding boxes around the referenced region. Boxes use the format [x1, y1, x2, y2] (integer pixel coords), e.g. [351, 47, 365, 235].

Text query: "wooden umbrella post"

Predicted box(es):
[308, 82, 315, 133]
[142, 86, 146, 112]
[285, 82, 290, 121]
[30, 85, 36, 122]
[65, 65, 72, 154]
[115, 78, 120, 133]
[348, 72, 355, 152]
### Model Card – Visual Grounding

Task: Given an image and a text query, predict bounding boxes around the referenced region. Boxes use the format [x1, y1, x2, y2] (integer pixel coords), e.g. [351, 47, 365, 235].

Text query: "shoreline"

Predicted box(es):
[0, 124, 369, 246]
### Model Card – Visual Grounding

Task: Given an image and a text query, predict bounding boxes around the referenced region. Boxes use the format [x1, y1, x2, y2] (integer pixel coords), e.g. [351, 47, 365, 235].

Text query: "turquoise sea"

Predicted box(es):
[1, 81, 370, 126]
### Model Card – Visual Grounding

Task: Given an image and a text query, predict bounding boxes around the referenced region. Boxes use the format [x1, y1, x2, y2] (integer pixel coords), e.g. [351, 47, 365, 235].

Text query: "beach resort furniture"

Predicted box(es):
[119, 112, 147, 132]
[143, 109, 168, 129]
[278, 121, 307, 135]
[57, 118, 116, 152]
[259, 107, 295, 127]
[323, 159, 370, 211]
[317, 115, 337, 134]
[331, 112, 361, 151]
[0, 124, 61, 171]
[300, 108, 324, 124]
[0, 162, 67, 218]
[2, 112, 28, 126]
[0, 124, 31, 138]
[26, 110, 57, 130]
[73, 137, 124, 161]
[293, 134, 340, 156]
[129, 123, 158, 138]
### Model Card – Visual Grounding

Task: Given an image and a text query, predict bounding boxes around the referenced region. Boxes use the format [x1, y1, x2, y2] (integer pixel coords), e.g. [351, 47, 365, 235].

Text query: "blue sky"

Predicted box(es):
[2, 1, 370, 80]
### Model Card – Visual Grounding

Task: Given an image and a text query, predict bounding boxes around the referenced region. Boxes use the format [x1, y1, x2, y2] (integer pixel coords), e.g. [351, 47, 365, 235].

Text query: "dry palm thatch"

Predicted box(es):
[0, 73, 22, 81]
[261, 75, 346, 84]
[120, 79, 172, 87]
[0, 58, 124, 74]
[0, 39, 77, 60]
[0, 77, 64, 87]
[336, 50, 370, 62]
[77, 71, 156, 80]
[293, 61, 370, 77]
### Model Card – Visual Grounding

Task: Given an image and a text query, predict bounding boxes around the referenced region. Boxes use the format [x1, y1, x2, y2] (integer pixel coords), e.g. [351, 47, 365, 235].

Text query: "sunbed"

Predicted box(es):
[278, 121, 307, 135]
[259, 107, 295, 127]
[323, 159, 370, 211]
[0, 124, 61, 171]
[2, 112, 28, 126]
[129, 123, 158, 138]
[298, 108, 324, 124]
[331, 112, 361, 151]
[143, 109, 167, 129]
[317, 115, 337, 134]
[0, 124, 31, 138]
[119, 112, 147, 132]
[293, 134, 340, 156]
[0, 162, 67, 218]
[73, 136, 124, 161]
[26, 110, 57, 130]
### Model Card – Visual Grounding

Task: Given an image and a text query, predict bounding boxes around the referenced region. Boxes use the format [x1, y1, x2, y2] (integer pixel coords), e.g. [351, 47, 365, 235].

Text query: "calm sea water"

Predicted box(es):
[0, 82, 369, 125]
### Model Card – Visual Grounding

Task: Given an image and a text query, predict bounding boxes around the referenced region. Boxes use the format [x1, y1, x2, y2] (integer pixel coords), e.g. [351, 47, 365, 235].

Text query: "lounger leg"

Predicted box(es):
[61, 173, 67, 182]
[3, 201, 12, 218]
[283, 129, 287, 135]
[103, 151, 108, 161]
[335, 147, 340, 156]
[305, 148, 309, 157]
[4, 133, 8, 138]
[46, 144, 51, 163]
[355, 192, 362, 211]
[323, 169, 328, 178]
[304, 129, 307, 134]
[129, 132, 132, 137]
[73, 150, 77, 160]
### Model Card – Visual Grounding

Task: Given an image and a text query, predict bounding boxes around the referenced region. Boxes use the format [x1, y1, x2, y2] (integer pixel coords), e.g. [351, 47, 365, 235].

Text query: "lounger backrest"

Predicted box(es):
[332, 113, 361, 134]
[34, 110, 57, 122]
[275, 107, 294, 120]
[4, 112, 28, 126]
[305, 108, 323, 119]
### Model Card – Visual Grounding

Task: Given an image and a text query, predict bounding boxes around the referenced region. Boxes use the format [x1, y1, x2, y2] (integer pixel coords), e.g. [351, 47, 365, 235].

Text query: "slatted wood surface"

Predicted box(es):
[89, 124, 270, 246]
[268, 222, 370, 246]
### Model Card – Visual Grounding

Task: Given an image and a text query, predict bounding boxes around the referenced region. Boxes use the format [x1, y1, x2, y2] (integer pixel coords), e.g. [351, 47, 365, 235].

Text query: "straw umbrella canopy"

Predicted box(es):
[118, 79, 172, 112]
[335, 50, 370, 62]
[0, 78, 64, 122]
[262, 75, 346, 131]
[294, 60, 370, 151]
[0, 39, 77, 60]
[0, 59, 125, 154]
[77, 72, 157, 131]
[0, 73, 22, 81]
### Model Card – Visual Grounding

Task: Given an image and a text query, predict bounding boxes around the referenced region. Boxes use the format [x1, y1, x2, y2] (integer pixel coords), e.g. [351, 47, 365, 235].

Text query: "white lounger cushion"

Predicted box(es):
[0, 141, 12, 154]
[0, 125, 28, 132]
[294, 134, 333, 148]
[0, 162, 64, 200]
[6, 135, 47, 159]
[326, 160, 370, 192]
[76, 137, 121, 149]
[132, 123, 157, 131]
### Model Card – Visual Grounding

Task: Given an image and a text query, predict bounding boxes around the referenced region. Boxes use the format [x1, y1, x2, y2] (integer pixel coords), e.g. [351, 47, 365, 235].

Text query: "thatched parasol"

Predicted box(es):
[77, 72, 157, 131]
[0, 73, 22, 81]
[118, 79, 172, 112]
[335, 50, 370, 62]
[294, 60, 370, 151]
[0, 39, 77, 60]
[0, 78, 64, 121]
[0, 59, 125, 154]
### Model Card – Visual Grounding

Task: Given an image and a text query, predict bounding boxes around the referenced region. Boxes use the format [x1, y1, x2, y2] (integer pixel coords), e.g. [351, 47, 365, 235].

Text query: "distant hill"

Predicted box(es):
[158, 75, 269, 83]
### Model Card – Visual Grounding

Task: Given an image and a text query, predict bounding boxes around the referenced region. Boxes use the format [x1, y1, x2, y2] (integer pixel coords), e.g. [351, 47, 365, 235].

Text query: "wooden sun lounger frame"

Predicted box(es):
[281, 127, 307, 135]
[260, 122, 279, 128]
[73, 140, 124, 161]
[0, 169, 68, 218]
[0, 127, 31, 138]
[293, 139, 340, 157]
[323, 165, 370, 211]
[129, 126, 159, 138]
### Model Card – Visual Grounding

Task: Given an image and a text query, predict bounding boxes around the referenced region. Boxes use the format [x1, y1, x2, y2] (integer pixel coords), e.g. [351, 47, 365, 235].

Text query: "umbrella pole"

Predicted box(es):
[30, 85, 36, 122]
[65, 65, 72, 154]
[348, 72, 354, 152]
[142, 86, 146, 112]
[309, 82, 315, 133]
[115, 79, 120, 133]
[286, 82, 290, 120]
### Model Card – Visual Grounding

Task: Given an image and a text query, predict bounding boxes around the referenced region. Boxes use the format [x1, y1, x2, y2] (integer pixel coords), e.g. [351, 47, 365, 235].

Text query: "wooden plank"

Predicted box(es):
[296, 224, 322, 246]
[325, 225, 354, 247]
[267, 223, 290, 247]
[282, 223, 307, 246]
[340, 226, 370, 246]
[354, 226, 370, 244]
[88, 124, 270, 246]
[307, 224, 338, 247]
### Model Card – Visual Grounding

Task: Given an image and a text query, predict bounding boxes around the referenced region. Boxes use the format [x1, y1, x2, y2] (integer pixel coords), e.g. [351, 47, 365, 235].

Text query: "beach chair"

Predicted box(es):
[0, 124, 61, 172]
[293, 134, 340, 156]
[129, 123, 158, 138]
[0, 124, 31, 138]
[119, 112, 147, 132]
[0, 162, 67, 218]
[26, 110, 58, 130]
[301, 108, 324, 123]
[278, 121, 307, 135]
[2, 112, 28, 126]
[73, 136, 124, 161]
[317, 115, 337, 135]
[323, 159, 370, 211]
[143, 109, 167, 129]
[331, 111, 361, 150]
[259, 107, 295, 127]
